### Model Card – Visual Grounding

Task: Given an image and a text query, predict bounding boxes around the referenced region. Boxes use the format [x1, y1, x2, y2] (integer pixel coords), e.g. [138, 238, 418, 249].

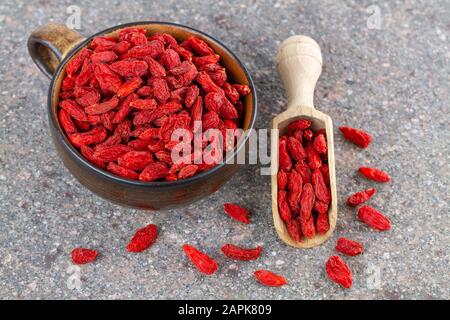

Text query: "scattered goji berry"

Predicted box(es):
[254, 270, 287, 287]
[335, 238, 364, 256]
[347, 188, 376, 207]
[71, 248, 98, 264]
[183, 244, 218, 275]
[325, 255, 352, 288]
[359, 167, 391, 182]
[339, 126, 372, 148]
[221, 244, 262, 261]
[223, 203, 250, 224]
[358, 205, 391, 231]
[127, 224, 158, 252]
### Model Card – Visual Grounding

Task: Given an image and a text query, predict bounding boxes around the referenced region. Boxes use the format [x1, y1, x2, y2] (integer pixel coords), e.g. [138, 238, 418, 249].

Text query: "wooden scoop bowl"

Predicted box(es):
[271, 35, 337, 248]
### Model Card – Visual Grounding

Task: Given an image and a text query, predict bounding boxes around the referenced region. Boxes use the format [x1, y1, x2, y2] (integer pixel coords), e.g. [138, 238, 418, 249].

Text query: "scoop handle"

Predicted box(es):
[276, 35, 322, 109]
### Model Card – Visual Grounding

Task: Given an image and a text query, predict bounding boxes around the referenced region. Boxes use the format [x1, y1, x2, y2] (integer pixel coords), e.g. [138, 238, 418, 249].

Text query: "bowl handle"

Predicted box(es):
[28, 23, 85, 79]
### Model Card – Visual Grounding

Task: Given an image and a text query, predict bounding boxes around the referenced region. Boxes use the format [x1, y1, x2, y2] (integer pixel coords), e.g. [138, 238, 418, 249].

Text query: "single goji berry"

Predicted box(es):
[316, 210, 330, 234]
[313, 133, 327, 154]
[287, 136, 306, 161]
[118, 151, 153, 171]
[139, 161, 169, 181]
[325, 255, 352, 288]
[94, 144, 133, 162]
[287, 169, 303, 212]
[58, 109, 77, 134]
[339, 126, 372, 148]
[223, 203, 250, 224]
[221, 244, 262, 261]
[305, 145, 322, 169]
[107, 162, 139, 179]
[286, 218, 302, 242]
[71, 248, 98, 264]
[347, 188, 376, 207]
[183, 244, 218, 275]
[335, 238, 364, 256]
[60, 100, 87, 122]
[299, 183, 315, 238]
[278, 137, 292, 172]
[312, 169, 331, 204]
[287, 119, 311, 135]
[127, 224, 158, 252]
[277, 170, 288, 191]
[358, 205, 391, 231]
[359, 167, 391, 182]
[254, 270, 287, 287]
[232, 84, 251, 96]
[278, 190, 292, 223]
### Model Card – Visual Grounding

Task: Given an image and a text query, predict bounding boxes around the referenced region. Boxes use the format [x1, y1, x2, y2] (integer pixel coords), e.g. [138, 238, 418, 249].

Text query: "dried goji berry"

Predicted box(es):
[71, 248, 98, 264]
[312, 169, 331, 204]
[58, 109, 77, 134]
[325, 255, 352, 288]
[232, 84, 251, 96]
[358, 205, 391, 231]
[299, 183, 315, 238]
[287, 169, 303, 211]
[347, 188, 376, 207]
[287, 136, 306, 161]
[118, 151, 153, 171]
[223, 203, 250, 224]
[254, 270, 287, 287]
[277, 170, 288, 191]
[335, 238, 363, 256]
[278, 137, 292, 172]
[313, 133, 327, 154]
[316, 210, 330, 234]
[339, 126, 372, 148]
[359, 167, 391, 183]
[287, 119, 311, 135]
[60, 100, 87, 122]
[286, 218, 302, 242]
[127, 224, 158, 252]
[278, 190, 292, 223]
[107, 162, 139, 179]
[183, 244, 218, 275]
[221, 244, 262, 261]
[305, 145, 322, 169]
[94, 144, 133, 162]
[69, 127, 108, 148]
[139, 161, 169, 181]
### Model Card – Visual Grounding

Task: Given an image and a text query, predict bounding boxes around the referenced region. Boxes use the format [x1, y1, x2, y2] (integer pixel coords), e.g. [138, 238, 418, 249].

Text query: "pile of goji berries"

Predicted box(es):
[277, 119, 331, 241]
[58, 27, 251, 181]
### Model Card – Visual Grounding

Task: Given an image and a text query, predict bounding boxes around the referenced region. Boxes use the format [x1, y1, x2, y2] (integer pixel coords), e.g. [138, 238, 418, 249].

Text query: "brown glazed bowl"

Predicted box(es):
[28, 21, 257, 210]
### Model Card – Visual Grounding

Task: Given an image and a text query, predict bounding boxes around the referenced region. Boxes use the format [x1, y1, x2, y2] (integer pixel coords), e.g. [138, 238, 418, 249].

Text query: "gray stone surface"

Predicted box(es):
[0, 0, 449, 299]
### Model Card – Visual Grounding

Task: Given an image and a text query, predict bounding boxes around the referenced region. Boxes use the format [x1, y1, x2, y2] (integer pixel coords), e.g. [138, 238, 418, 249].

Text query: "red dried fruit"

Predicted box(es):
[94, 63, 122, 94]
[316, 210, 330, 234]
[107, 162, 139, 179]
[66, 48, 91, 77]
[295, 160, 311, 183]
[254, 270, 287, 287]
[58, 109, 77, 134]
[91, 51, 118, 63]
[125, 41, 164, 59]
[71, 248, 98, 265]
[183, 36, 214, 56]
[183, 244, 218, 275]
[60, 100, 87, 122]
[325, 256, 352, 288]
[287, 169, 303, 211]
[139, 161, 169, 181]
[93, 144, 133, 162]
[312, 169, 331, 204]
[232, 84, 251, 96]
[221, 244, 262, 261]
[151, 78, 170, 103]
[130, 98, 157, 110]
[347, 188, 376, 207]
[127, 224, 158, 253]
[196, 72, 224, 95]
[178, 164, 198, 179]
[359, 167, 391, 183]
[314, 201, 328, 214]
[161, 48, 181, 69]
[299, 183, 315, 238]
[287, 136, 306, 161]
[358, 205, 391, 231]
[277, 170, 288, 190]
[223, 203, 250, 224]
[80, 145, 105, 168]
[117, 77, 143, 98]
[305, 146, 322, 169]
[118, 151, 153, 171]
[286, 218, 302, 242]
[313, 133, 327, 154]
[339, 126, 372, 148]
[336, 238, 364, 256]
[287, 119, 311, 135]
[278, 138, 292, 172]
[69, 127, 108, 148]
[278, 190, 292, 223]
[320, 165, 330, 185]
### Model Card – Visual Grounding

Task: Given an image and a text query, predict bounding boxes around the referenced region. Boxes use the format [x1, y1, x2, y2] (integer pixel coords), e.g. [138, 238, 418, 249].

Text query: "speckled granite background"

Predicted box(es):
[0, 0, 448, 300]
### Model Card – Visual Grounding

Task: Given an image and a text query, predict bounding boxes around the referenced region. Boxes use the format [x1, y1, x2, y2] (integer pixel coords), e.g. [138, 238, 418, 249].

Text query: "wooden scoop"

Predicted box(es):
[271, 35, 337, 248]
